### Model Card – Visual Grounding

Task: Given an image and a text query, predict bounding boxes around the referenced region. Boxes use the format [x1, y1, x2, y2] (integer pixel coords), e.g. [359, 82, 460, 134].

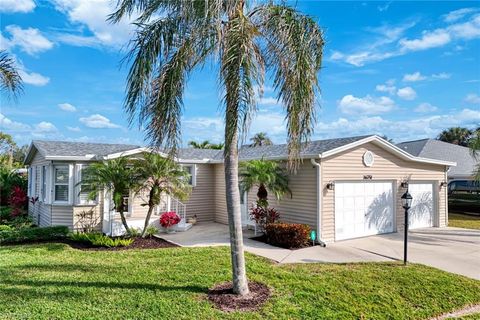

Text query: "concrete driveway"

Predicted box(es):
[161, 223, 480, 280]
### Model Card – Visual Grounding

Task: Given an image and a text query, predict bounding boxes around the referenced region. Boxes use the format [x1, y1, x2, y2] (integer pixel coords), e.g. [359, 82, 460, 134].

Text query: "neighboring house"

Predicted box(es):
[397, 139, 478, 180]
[24, 135, 455, 243]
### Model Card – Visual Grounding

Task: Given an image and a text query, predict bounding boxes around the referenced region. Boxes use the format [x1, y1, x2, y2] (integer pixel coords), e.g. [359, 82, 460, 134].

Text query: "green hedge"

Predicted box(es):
[0, 226, 69, 244]
[265, 223, 311, 249]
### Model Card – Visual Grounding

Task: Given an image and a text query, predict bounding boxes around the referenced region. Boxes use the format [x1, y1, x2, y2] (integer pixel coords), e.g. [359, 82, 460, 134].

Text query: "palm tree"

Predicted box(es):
[250, 132, 273, 147]
[468, 130, 480, 181]
[0, 51, 23, 98]
[132, 152, 191, 237]
[110, 1, 323, 295]
[239, 159, 291, 208]
[81, 157, 141, 235]
[188, 140, 224, 149]
[437, 127, 472, 146]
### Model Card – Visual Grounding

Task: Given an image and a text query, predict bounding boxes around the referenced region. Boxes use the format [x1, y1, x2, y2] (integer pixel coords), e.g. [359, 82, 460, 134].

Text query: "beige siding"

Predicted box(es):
[184, 164, 215, 222]
[73, 191, 104, 232]
[321, 142, 447, 243]
[130, 190, 150, 218]
[214, 164, 228, 224]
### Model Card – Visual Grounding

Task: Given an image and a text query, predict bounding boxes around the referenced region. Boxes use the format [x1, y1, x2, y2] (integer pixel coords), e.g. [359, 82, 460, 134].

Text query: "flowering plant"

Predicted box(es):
[159, 211, 181, 228]
[249, 206, 280, 230]
[9, 186, 28, 217]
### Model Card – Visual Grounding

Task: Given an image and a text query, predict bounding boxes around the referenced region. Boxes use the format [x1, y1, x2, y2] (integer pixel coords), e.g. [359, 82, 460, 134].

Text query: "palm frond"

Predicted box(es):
[252, 4, 324, 170]
[0, 51, 23, 98]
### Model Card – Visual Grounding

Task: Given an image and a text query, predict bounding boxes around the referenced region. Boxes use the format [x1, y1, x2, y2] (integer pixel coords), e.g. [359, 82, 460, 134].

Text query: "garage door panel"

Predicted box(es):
[335, 181, 394, 241]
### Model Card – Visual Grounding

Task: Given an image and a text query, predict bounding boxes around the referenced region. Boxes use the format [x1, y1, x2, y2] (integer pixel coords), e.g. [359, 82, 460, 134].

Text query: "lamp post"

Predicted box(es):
[401, 190, 413, 265]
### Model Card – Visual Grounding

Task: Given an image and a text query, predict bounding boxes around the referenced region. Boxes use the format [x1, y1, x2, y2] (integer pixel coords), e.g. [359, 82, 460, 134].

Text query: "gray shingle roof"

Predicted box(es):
[237, 135, 372, 160]
[397, 139, 478, 178]
[32, 140, 141, 158]
[28, 135, 374, 163]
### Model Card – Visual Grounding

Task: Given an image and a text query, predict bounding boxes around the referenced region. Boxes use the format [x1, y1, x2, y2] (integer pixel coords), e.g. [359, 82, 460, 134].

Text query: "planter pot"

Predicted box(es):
[165, 228, 176, 234]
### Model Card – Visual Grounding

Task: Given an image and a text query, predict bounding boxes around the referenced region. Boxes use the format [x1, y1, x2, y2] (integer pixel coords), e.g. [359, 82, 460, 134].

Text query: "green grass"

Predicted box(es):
[449, 213, 480, 230]
[0, 244, 479, 319]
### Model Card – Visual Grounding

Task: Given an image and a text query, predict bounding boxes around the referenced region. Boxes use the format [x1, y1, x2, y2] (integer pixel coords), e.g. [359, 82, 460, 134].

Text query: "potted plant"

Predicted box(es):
[159, 211, 181, 233]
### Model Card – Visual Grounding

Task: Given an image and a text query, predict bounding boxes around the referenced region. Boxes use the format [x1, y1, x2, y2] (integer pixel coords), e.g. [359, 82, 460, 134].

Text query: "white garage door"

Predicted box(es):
[409, 183, 434, 229]
[335, 182, 395, 241]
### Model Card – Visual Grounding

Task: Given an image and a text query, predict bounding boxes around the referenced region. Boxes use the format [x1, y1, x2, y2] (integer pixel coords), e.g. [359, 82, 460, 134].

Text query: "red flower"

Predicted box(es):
[159, 211, 181, 228]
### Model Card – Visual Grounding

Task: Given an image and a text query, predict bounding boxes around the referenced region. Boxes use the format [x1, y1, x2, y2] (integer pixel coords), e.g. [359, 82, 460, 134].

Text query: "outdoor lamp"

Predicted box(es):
[326, 182, 335, 190]
[401, 190, 413, 265]
[401, 191, 412, 209]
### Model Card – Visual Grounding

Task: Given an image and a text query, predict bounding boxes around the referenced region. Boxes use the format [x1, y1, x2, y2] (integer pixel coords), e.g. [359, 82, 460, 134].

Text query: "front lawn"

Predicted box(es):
[1, 244, 479, 319]
[449, 212, 480, 230]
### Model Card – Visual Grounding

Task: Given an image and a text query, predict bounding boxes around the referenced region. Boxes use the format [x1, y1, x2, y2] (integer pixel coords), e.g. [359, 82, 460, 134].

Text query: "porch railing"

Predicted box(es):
[156, 195, 187, 225]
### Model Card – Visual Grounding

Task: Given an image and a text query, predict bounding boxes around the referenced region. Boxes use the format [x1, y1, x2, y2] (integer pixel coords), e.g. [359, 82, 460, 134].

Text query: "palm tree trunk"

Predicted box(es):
[141, 205, 155, 238]
[224, 126, 249, 296]
[118, 209, 131, 236]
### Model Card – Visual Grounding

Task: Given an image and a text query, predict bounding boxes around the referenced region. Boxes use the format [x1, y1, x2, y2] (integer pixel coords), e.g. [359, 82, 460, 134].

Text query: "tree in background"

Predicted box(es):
[0, 132, 28, 168]
[437, 127, 473, 146]
[250, 132, 273, 147]
[110, 1, 323, 295]
[188, 140, 224, 149]
[0, 50, 23, 98]
[132, 152, 191, 237]
[468, 128, 480, 181]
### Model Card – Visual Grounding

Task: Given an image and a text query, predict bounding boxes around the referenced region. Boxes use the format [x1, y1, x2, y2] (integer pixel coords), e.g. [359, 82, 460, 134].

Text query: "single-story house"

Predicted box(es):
[397, 139, 478, 180]
[24, 135, 455, 243]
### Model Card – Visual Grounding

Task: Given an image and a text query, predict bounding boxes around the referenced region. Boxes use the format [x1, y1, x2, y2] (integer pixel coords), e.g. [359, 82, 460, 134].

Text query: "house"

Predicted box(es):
[24, 135, 455, 243]
[397, 139, 478, 180]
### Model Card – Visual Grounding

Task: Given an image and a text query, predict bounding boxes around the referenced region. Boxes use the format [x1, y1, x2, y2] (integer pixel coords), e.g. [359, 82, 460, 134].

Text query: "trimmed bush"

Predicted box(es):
[265, 223, 311, 249]
[145, 226, 158, 238]
[69, 232, 133, 247]
[0, 226, 69, 244]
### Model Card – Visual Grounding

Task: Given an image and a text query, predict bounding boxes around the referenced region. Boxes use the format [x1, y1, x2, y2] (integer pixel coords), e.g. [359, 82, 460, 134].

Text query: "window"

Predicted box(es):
[76, 164, 96, 205]
[181, 164, 196, 186]
[41, 166, 47, 202]
[54, 165, 69, 202]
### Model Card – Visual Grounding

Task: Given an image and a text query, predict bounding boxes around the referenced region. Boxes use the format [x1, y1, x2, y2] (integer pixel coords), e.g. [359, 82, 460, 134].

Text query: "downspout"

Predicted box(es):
[311, 158, 326, 247]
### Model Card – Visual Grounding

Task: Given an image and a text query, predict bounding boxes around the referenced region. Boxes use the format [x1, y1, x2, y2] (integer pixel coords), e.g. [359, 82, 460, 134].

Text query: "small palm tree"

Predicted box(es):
[239, 159, 291, 208]
[132, 152, 191, 237]
[250, 132, 273, 147]
[188, 140, 224, 149]
[110, 1, 323, 295]
[437, 127, 472, 146]
[81, 157, 141, 235]
[0, 51, 23, 98]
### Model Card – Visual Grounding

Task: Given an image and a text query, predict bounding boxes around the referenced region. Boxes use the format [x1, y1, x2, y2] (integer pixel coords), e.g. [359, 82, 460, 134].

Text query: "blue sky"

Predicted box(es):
[1, 0, 479, 147]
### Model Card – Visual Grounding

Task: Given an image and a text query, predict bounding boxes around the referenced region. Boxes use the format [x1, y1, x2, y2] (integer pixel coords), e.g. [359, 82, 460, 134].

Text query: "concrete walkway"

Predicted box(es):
[161, 223, 480, 280]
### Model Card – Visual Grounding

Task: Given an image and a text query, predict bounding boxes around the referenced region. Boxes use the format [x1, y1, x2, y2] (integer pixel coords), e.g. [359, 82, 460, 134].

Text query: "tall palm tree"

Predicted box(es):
[81, 157, 141, 235]
[132, 152, 191, 237]
[250, 132, 273, 147]
[0, 51, 23, 98]
[468, 129, 480, 181]
[437, 127, 472, 146]
[239, 159, 291, 208]
[110, 1, 323, 295]
[188, 140, 224, 149]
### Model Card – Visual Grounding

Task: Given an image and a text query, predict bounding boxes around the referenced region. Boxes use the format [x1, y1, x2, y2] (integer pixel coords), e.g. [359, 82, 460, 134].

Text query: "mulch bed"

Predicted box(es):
[207, 281, 271, 312]
[250, 234, 317, 250]
[64, 237, 178, 251]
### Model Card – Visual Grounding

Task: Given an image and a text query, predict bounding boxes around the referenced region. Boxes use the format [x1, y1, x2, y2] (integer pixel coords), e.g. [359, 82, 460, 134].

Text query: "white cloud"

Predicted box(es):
[51, 0, 136, 48]
[3, 25, 54, 55]
[0, 113, 30, 131]
[465, 93, 480, 104]
[258, 97, 279, 106]
[18, 70, 50, 86]
[338, 95, 395, 115]
[414, 103, 438, 113]
[397, 87, 417, 100]
[58, 103, 77, 112]
[34, 122, 58, 133]
[403, 72, 427, 82]
[79, 114, 120, 128]
[67, 126, 81, 132]
[399, 29, 451, 51]
[375, 79, 396, 95]
[0, 0, 35, 13]
[431, 72, 451, 79]
[443, 8, 479, 23]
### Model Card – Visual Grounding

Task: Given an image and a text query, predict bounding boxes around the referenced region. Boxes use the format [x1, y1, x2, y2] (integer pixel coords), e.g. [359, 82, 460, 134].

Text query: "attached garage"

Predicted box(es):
[334, 181, 395, 241]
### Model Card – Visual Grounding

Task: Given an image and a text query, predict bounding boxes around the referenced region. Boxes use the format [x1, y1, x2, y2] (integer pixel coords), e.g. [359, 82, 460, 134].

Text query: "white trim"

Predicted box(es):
[180, 164, 197, 187]
[45, 155, 98, 161]
[320, 135, 456, 167]
[103, 147, 154, 160]
[52, 164, 71, 205]
[75, 164, 97, 205]
[310, 159, 324, 243]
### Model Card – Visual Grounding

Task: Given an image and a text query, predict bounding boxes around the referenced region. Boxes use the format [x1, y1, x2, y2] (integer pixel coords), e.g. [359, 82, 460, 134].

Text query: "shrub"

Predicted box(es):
[6, 216, 34, 229]
[69, 232, 133, 247]
[75, 209, 99, 233]
[0, 225, 12, 231]
[0, 207, 12, 222]
[249, 206, 280, 230]
[9, 186, 28, 216]
[128, 227, 140, 237]
[0, 168, 27, 206]
[0, 226, 69, 244]
[264, 223, 311, 249]
[145, 226, 158, 238]
[159, 212, 180, 228]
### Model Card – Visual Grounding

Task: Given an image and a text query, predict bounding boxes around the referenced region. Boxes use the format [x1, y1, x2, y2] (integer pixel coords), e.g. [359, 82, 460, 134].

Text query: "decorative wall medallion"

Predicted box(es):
[363, 151, 374, 167]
